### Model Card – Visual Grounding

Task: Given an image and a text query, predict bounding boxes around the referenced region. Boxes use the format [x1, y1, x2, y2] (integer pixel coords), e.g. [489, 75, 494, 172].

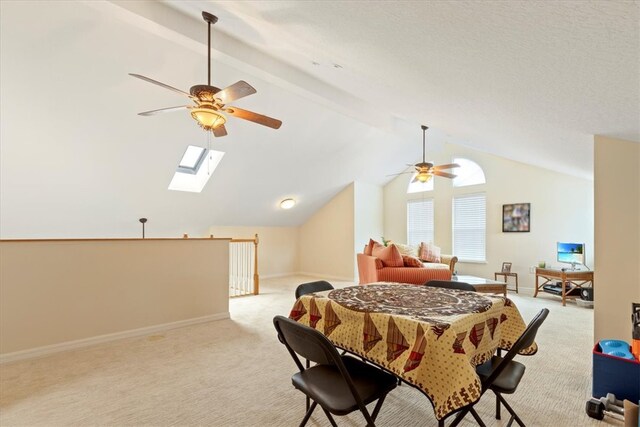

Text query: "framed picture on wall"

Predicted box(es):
[501, 262, 512, 273]
[503, 203, 530, 232]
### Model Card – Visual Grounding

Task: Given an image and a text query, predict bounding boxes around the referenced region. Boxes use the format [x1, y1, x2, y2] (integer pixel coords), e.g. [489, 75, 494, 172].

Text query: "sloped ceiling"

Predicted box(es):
[168, 0, 639, 175]
[1, 1, 638, 238]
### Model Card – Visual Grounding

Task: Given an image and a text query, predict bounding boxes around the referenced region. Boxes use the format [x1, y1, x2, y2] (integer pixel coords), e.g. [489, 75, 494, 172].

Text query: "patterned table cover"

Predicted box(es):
[289, 283, 537, 420]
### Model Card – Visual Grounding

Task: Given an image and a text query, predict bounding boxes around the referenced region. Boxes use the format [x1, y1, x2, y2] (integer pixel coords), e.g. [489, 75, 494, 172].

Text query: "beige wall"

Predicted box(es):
[384, 144, 594, 290]
[594, 136, 640, 342]
[354, 182, 384, 276]
[299, 184, 355, 280]
[208, 226, 299, 278]
[0, 239, 229, 356]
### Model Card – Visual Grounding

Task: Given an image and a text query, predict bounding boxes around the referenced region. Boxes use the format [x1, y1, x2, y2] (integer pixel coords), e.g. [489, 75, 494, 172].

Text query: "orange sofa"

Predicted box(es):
[357, 253, 453, 285]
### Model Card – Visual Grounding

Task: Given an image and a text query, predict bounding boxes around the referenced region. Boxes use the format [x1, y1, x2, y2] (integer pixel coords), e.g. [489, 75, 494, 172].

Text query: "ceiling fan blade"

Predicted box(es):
[212, 124, 228, 137]
[225, 107, 282, 129]
[129, 73, 192, 98]
[433, 163, 460, 170]
[137, 106, 189, 116]
[214, 81, 257, 104]
[432, 170, 457, 179]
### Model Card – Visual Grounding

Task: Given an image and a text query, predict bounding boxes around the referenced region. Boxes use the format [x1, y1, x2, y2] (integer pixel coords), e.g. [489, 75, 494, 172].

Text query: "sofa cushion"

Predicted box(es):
[372, 243, 404, 267]
[377, 266, 452, 284]
[395, 243, 419, 258]
[421, 262, 449, 269]
[402, 255, 424, 268]
[364, 238, 378, 256]
[419, 242, 441, 263]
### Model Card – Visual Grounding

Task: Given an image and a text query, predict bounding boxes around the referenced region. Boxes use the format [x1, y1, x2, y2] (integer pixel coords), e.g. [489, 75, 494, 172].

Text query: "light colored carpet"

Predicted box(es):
[0, 276, 621, 426]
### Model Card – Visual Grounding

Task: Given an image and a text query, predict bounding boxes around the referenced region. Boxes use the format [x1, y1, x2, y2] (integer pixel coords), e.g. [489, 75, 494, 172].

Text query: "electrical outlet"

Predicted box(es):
[529, 266, 535, 274]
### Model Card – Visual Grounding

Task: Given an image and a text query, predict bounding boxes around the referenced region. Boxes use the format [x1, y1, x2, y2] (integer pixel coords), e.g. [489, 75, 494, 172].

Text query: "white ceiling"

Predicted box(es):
[168, 0, 639, 178]
[1, 1, 638, 238]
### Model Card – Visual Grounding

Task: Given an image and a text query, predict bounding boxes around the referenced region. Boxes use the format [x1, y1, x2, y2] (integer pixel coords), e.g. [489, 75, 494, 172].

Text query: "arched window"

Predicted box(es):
[407, 172, 434, 193]
[453, 158, 485, 187]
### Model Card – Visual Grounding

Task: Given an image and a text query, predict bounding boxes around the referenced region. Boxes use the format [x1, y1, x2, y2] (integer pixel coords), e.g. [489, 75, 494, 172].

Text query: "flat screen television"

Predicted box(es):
[557, 242, 585, 266]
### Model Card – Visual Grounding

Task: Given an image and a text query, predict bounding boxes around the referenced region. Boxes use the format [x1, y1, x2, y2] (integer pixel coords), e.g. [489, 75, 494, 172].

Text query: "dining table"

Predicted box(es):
[288, 282, 537, 422]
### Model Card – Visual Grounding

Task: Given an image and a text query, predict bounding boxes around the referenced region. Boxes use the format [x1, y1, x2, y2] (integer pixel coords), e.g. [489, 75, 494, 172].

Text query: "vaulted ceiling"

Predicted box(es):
[1, 1, 638, 238]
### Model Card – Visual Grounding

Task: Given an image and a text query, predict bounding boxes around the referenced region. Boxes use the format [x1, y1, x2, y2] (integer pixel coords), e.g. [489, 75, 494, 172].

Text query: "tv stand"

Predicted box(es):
[534, 267, 594, 306]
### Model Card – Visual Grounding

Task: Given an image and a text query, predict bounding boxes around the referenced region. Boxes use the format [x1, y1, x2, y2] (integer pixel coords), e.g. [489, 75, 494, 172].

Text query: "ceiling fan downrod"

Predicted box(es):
[202, 12, 218, 86]
[421, 125, 428, 163]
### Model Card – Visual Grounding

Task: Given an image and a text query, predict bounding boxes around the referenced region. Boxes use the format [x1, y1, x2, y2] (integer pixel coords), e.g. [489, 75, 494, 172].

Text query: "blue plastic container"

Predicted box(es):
[593, 343, 640, 402]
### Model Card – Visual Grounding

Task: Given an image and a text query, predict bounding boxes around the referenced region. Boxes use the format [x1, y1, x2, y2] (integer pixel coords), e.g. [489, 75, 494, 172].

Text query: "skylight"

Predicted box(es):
[168, 146, 224, 193]
[178, 145, 207, 173]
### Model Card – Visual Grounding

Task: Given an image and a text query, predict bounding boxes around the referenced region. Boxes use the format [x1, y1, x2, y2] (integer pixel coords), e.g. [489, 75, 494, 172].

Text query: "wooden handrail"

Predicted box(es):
[0, 237, 232, 242]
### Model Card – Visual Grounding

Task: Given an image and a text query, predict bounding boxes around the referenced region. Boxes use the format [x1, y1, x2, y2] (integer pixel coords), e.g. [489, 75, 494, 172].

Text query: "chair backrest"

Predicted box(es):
[481, 308, 549, 391]
[295, 280, 334, 300]
[273, 315, 341, 371]
[425, 280, 476, 291]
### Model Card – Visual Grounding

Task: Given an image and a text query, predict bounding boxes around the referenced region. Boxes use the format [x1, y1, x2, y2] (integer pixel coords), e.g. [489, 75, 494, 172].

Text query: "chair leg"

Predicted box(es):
[305, 359, 310, 411]
[496, 392, 501, 419]
[497, 393, 526, 427]
[448, 407, 470, 427]
[370, 394, 387, 422]
[321, 407, 339, 427]
[299, 401, 317, 427]
[469, 407, 487, 427]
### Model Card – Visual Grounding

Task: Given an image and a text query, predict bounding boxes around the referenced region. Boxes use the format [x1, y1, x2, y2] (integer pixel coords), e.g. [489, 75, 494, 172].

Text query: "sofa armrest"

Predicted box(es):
[440, 254, 458, 273]
[357, 253, 381, 285]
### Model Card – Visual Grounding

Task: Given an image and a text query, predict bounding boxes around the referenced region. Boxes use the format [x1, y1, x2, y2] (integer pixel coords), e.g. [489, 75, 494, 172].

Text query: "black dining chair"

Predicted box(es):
[295, 280, 334, 299]
[273, 315, 397, 427]
[446, 308, 550, 427]
[425, 280, 476, 292]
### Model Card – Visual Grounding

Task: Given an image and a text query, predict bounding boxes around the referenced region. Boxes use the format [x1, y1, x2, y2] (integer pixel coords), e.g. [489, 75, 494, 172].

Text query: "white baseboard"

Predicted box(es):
[261, 272, 299, 279]
[297, 272, 356, 282]
[0, 312, 229, 364]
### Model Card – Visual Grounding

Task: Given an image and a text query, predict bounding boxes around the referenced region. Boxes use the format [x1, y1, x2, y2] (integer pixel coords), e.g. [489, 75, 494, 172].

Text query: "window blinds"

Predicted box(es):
[407, 198, 434, 246]
[452, 193, 486, 262]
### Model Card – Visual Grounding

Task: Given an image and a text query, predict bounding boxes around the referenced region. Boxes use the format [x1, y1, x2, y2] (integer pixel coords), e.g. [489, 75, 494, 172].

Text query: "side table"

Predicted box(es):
[494, 272, 518, 293]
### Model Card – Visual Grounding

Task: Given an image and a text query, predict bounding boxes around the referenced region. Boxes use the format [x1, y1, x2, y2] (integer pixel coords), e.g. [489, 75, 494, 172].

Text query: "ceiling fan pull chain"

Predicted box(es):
[207, 131, 212, 175]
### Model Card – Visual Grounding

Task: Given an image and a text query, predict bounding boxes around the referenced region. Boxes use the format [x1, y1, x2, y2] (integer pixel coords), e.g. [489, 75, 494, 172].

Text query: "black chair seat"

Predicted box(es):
[445, 309, 549, 427]
[274, 315, 397, 426]
[292, 356, 398, 415]
[476, 356, 526, 394]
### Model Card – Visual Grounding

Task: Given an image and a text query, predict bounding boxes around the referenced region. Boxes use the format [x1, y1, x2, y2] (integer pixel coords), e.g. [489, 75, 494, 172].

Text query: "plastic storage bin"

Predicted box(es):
[593, 343, 640, 402]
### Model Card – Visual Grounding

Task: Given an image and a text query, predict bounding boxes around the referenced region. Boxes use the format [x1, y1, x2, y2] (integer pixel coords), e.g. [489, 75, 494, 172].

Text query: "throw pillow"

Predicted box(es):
[402, 255, 424, 268]
[419, 242, 441, 263]
[395, 243, 419, 258]
[372, 243, 404, 267]
[364, 238, 378, 256]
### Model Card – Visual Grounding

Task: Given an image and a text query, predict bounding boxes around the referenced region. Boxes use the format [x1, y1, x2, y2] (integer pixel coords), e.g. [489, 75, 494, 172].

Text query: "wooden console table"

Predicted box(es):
[534, 268, 594, 306]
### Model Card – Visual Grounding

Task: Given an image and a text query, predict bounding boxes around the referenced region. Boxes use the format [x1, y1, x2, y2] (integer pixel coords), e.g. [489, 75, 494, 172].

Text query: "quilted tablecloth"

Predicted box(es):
[289, 283, 537, 420]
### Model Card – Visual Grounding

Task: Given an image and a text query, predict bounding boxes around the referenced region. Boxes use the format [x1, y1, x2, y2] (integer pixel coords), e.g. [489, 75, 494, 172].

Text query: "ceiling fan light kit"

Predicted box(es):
[130, 11, 281, 137]
[190, 106, 226, 130]
[387, 125, 460, 182]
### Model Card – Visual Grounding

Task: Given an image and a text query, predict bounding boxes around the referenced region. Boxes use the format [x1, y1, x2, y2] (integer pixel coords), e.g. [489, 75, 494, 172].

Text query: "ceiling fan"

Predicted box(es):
[129, 12, 282, 137]
[389, 125, 459, 183]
